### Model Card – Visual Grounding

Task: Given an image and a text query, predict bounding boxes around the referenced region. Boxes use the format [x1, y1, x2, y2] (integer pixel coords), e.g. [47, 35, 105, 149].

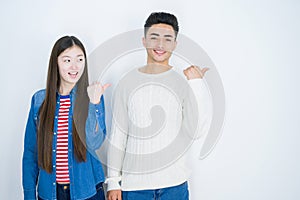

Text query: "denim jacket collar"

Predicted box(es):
[56, 85, 77, 102]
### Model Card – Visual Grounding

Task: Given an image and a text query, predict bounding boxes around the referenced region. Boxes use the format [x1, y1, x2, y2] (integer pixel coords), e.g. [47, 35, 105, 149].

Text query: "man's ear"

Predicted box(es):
[173, 40, 177, 51]
[142, 37, 146, 48]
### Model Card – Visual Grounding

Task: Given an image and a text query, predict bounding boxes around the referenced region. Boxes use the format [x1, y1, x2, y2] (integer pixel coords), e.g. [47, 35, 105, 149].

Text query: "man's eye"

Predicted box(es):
[150, 37, 157, 40]
[166, 39, 172, 42]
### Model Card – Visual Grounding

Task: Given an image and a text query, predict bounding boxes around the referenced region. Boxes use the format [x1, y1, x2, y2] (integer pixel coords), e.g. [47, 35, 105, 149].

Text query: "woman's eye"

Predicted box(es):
[78, 58, 84, 62]
[64, 59, 71, 63]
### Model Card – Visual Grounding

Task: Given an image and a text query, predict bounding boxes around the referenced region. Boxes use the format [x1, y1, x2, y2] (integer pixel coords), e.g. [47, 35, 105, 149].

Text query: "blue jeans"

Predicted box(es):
[38, 182, 105, 200]
[122, 182, 189, 200]
[87, 182, 105, 200]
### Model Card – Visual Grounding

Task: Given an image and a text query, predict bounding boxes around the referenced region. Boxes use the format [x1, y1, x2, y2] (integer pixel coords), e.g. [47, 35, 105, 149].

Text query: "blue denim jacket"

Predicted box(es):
[22, 88, 106, 200]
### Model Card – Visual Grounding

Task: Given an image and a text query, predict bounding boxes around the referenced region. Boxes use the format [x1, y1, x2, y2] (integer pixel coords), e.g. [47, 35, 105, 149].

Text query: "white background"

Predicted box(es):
[1, 0, 299, 199]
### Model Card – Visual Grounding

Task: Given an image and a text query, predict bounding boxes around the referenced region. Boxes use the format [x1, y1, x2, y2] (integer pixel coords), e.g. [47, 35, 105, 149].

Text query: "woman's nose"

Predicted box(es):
[70, 59, 78, 69]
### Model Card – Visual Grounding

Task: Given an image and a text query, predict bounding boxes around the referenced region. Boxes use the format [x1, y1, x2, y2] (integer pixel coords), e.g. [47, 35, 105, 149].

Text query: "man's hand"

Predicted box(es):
[87, 82, 111, 104]
[183, 65, 209, 80]
[107, 190, 122, 200]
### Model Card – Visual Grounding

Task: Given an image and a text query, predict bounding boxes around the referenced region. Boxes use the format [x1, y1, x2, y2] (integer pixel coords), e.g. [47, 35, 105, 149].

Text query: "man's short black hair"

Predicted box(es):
[144, 12, 179, 37]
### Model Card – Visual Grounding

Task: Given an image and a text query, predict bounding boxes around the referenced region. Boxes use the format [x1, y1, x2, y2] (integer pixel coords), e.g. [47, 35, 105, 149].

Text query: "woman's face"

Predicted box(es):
[57, 45, 85, 92]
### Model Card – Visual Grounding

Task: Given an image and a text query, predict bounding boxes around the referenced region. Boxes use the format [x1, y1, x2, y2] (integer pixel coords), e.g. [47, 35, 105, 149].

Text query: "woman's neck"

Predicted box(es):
[59, 83, 75, 95]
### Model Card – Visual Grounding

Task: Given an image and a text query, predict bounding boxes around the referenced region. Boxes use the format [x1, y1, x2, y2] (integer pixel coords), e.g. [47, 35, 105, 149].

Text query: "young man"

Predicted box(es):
[106, 12, 212, 200]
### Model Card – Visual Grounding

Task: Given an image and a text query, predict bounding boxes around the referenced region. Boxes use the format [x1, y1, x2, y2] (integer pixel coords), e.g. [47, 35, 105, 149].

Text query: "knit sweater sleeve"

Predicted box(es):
[105, 82, 129, 191]
[185, 78, 212, 139]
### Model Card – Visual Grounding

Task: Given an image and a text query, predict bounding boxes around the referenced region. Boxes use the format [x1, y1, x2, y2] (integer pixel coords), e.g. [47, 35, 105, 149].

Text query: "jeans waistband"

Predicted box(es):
[57, 183, 70, 190]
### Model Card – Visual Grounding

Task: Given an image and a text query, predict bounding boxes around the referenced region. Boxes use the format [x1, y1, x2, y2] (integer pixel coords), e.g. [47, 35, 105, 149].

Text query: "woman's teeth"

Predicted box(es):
[68, 72, 78, 78]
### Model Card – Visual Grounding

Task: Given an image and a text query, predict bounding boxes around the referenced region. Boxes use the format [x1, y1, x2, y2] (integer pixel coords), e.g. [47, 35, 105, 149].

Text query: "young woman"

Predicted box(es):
[22, 36, 110, 200]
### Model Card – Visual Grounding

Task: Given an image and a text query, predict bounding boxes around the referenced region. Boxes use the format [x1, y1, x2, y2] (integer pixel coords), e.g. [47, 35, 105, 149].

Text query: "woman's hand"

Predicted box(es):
[87, 82, 111, 104]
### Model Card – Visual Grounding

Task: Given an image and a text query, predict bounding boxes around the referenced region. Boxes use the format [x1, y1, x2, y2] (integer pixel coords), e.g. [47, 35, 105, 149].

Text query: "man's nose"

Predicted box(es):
[158, 38, 164, 48]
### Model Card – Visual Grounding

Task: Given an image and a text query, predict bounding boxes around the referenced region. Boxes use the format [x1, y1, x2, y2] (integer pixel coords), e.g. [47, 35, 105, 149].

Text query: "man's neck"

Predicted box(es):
[139, 63, 172, 74]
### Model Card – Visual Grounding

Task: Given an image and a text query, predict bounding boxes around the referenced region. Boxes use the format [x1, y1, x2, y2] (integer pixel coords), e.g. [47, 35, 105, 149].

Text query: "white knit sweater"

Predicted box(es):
[106, 68, 212, 191]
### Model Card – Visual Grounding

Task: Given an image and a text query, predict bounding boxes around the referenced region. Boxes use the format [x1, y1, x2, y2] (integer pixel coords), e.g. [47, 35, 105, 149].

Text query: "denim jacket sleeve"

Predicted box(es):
[86, 95, 107, 150]
[22, 95, 39, 200]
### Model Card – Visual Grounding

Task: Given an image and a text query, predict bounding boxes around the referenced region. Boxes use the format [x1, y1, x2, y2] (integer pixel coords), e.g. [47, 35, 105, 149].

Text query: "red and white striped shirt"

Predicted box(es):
[56, 96, 70, 183]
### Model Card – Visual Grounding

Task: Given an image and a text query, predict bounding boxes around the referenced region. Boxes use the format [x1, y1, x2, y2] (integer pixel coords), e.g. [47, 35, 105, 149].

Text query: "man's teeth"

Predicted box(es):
[155, 50, 165, 54]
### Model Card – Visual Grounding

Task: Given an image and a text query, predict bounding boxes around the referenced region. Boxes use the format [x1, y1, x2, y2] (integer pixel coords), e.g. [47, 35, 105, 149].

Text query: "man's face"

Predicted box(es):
[143, 23, 177, 65]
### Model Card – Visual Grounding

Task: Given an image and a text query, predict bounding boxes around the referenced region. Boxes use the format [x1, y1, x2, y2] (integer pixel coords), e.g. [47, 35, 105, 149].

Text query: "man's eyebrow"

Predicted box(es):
[150, 33, 160, 36]
[164, 34, 174, 38]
